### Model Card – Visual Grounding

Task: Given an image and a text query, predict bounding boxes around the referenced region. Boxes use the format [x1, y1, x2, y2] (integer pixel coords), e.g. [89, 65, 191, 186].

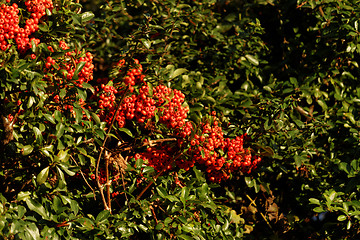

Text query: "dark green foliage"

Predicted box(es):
[1, 0, 360, 239]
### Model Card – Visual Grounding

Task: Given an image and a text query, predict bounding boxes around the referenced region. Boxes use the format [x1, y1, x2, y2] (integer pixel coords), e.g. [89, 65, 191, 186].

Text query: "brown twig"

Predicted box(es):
[122, 156, 129, 203]
[70, 155, 96, 199]
[118, 138, 177, 152]
[246, 194, 273, 230]
[294, 105, 313, 122]
[150, 205, 158, 225]
[105, 151, 111, 211]
[96, 87, 129, 212]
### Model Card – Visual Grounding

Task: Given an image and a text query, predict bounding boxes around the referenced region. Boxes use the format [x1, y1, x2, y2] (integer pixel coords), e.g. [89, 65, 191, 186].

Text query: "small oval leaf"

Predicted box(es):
[37, 166, 50, 185]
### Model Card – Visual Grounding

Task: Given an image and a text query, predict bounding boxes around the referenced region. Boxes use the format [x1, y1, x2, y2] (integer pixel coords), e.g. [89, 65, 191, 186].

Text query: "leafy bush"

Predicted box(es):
[1, 0, 360, 239]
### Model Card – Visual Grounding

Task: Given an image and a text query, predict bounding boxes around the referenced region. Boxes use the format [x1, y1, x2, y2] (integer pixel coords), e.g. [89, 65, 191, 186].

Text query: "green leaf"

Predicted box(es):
[24, 223, 40, 240]
[294, 155, 303, 168]
[244, 177, 253, 187]
[178, 216, 187, 224]
[347, 220, 351, 230]
[309, 198, 320, 205]
[44, 113, 56, 124]
[169, 68, 188, 79]
[17, 191, 31, 201]
[52, 196, 66, 214]
[77, 217, 95, 230]
[70, 200, 79, 215]
[33, 126, 42, 143]
[178, 234, 193, 240]
[22, 145, 34, 155]
[337, 215, 347, 221]
[58, 163, 77, 176]
[141, 39, 152, 49]
[25, 198, 49, 219]
[74, 107, 83, 124]
[245, 54, 259, 66]
[316, 99, 328, 111]
[57, 149, 70, 162]
[36, 166, 49, 185]
[118, 128, 133, 138]
[73, 62, 86, 80]
[56, 123, 65, 138]
[81, 12, 95, 23]
[96, 210, 111, 224]
[313, 206, 324, 213]
[91, 112, 101, 124]
[156, 186, 167, 199]
[72, 14, 81, 25]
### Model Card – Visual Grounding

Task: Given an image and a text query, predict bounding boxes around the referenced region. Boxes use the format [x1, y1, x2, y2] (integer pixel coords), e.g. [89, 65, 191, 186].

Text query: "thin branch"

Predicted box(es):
[119, 138, 177, 152]
[70, 155, 96, 199]
[122, 156, 129, 204]
[96, 87, 129, 212]
[105, 151, 111, 212]
[150, 205, 158, 225]
[246, 194, 273, 230]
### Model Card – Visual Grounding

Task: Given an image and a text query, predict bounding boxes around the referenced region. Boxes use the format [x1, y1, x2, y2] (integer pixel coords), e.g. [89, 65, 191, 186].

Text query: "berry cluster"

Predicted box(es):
[45, 45, 94, 87]
[153, 85, 188, 129]
[0, 0, 53, 53]
[97, 83, 189, 129]
[98, 85, 156, 127]
[187, 117, 261, 182]
[131, 114, 261, 183]
[94, 58, 261, 183]
[134, 145, 174, 172]
[96, 59, 189, 129]
[115, 59, 145, 92]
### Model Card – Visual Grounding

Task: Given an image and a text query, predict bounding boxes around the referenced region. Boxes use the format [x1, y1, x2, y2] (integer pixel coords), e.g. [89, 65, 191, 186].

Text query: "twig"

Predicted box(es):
[70, 155, 96, 199]
[96, 87, 129, 212]
[122, 156, 129, 203]
[246, 194, 273, 230]
[105, 151, 111, 211]
[150, 205, 158, 225]
[294, 105, 313, 122]
[119, 138, 177, 152]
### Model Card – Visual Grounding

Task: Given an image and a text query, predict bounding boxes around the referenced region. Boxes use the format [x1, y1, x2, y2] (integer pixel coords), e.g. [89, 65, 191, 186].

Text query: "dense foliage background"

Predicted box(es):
[1, 0, 360, 239]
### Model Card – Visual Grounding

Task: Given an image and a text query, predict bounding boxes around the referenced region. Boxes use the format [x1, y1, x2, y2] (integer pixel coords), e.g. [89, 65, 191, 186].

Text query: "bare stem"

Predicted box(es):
[96, 87, 129, 212]
[70, 155, 96, 199]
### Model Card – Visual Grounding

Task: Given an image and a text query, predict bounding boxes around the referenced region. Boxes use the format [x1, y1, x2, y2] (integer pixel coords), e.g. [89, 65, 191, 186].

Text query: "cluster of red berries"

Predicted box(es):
[98, 85, 155, 127]
[0, 0, 53, 53]
[130, 113, 261, 183]
[134, 145, 175, 173]
[153, 85, 189, 129]
[97, 83, 189, 129]
[45, 43, 94, 87]
[187, 116, 261, 182]
[96, 59, 189, 129]
[115, 59, 145, 92]
[94, 59, 261, 183]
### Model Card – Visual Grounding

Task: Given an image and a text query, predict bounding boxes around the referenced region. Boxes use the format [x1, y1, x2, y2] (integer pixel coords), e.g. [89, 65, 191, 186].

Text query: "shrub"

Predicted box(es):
[1, 0, 360, 239]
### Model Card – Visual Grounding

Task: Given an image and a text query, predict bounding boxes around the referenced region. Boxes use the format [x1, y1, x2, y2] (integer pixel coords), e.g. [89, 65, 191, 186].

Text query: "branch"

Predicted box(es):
[70, 155, 96, 199]
[246, 194, 273, 231]
[294, 105, 313, 122]
[118, 138, 177, 152]
[105, 150, 111, 212]
[96, 87, 129, 212]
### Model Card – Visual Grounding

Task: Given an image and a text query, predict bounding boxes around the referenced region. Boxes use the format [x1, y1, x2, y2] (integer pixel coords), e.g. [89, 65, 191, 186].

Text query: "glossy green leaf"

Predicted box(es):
[36, 166, 49, 185]
[26, 199, 49, 220]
